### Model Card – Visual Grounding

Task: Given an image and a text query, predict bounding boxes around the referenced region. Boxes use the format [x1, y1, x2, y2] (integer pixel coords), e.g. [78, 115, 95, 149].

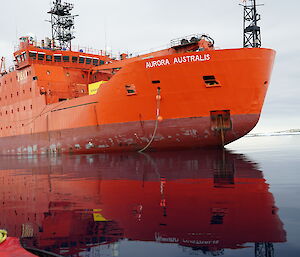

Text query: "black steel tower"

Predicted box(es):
[48, 0, 77, 50]
[242, 0, 262, 48]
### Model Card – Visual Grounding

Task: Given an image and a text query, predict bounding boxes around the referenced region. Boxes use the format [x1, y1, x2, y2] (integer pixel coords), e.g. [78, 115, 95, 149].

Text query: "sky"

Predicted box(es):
[0, 0, 299, 133]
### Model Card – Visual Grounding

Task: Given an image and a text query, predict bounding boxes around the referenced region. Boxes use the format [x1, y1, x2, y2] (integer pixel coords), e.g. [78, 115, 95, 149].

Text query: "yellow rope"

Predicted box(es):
[0, 229, 7, 244]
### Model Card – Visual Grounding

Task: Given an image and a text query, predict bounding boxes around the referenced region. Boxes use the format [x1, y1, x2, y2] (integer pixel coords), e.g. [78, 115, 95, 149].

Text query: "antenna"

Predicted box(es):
[48, 0, 78, 50]
[242, 0, 262, 48]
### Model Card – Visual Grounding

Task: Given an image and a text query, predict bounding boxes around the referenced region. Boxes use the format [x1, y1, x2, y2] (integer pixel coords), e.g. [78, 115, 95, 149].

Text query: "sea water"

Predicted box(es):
[0, 135, 299, 257]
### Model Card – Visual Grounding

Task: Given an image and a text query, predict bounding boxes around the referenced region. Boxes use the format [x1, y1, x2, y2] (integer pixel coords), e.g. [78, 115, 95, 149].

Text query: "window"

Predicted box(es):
[46, 55, 52, 61]
[203, 75, 220, 86]
[63, 56, 70, 62]
[20, 52, 27, 61]
[72, 56, 78, 63]
[86, 58, 92, 65]
[38, 53, 45, 60]
[100, 60, 105, 65]
[125, 84, 137, 96]
[54, 55, 62, 62]
[152, 80, 161, 84]
[29, 52, 37, 60]
[79, 57, 85, 64]
[93, 59, 99, 66]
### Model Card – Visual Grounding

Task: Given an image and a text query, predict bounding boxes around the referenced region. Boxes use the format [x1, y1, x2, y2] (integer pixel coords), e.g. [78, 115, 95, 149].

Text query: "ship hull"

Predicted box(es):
[1, 113, 258, 154]
[0, 48, 275, 155]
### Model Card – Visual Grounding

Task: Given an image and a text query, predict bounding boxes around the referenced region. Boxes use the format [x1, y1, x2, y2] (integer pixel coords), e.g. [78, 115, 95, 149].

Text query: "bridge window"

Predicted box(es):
[63, 56, 70, 62]
[20, 52, 27, 62]
[38, 53, 45, 60]
[72, 56, 78, 63]
[86, 58, 92, 65]
[46, 55, 52, 61]
[79, 56, 85, 64]
[54, 55, 62, 62]
[29, 51, 37, 60]
[93, 58, 99, 66]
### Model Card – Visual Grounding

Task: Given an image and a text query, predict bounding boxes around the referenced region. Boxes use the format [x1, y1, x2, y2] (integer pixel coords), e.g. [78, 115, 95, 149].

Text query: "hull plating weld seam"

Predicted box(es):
[51, 101, 98, 112]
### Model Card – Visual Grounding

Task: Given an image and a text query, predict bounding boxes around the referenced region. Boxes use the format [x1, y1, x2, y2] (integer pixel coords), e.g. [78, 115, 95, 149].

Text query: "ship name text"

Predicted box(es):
[145, 54, 211, 69]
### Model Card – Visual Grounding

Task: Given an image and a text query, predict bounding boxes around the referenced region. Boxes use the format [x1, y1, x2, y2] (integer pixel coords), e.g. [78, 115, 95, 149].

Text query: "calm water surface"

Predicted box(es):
[0, 135, 299, 257]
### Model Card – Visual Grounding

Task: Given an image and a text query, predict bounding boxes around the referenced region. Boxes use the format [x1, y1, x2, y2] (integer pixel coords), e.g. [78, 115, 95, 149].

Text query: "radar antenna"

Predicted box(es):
[48, 0, 78, 50]
[242, 0, 262, 48]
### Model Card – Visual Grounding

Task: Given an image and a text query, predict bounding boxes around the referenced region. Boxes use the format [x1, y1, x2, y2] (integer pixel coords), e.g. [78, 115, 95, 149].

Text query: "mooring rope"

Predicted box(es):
[138, 87, 161, 152]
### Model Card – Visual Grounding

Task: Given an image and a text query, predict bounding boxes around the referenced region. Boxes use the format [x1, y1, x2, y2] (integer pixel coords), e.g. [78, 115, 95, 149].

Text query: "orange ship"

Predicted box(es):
[0, 0, 275, 154]
[0, 149, 286, 256]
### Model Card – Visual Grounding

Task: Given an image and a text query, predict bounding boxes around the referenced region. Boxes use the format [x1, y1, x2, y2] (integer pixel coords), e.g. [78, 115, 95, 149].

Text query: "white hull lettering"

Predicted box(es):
[146, 54, 211, 68]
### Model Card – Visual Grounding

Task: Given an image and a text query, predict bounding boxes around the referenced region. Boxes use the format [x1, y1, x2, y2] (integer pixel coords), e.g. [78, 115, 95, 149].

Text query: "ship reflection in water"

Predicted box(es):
[0, 149, 286, 257]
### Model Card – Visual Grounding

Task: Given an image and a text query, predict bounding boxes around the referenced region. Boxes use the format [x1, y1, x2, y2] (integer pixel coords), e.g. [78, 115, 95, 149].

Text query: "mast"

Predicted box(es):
[242, 0, 262, 48]
[48, 0, 78, 50]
